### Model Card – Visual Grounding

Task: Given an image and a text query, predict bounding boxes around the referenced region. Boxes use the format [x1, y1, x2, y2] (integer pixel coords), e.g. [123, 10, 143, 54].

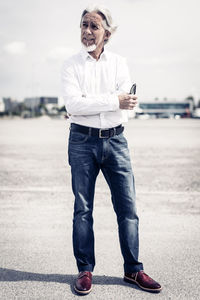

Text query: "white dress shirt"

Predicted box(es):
[61, 48, 131, 129]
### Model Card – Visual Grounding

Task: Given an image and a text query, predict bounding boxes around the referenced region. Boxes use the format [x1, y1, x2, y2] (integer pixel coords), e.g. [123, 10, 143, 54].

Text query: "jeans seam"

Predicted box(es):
[69, 131, 89, 144]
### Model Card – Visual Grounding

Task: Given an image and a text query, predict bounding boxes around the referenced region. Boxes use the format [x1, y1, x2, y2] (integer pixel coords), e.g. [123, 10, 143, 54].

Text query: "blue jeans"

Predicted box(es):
[68, 124, 143, 273]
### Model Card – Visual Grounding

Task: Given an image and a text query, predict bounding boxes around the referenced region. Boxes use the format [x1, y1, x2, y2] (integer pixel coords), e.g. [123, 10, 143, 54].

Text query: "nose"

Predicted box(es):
[85, 26, 92, 34]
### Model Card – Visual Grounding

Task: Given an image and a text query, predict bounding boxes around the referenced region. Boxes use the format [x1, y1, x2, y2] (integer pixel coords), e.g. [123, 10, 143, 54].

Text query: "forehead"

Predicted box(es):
[82, 12, 104, 25]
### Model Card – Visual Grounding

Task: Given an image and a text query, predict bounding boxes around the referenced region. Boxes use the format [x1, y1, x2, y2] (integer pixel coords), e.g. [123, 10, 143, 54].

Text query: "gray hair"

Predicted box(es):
[80, 4, 117, 34]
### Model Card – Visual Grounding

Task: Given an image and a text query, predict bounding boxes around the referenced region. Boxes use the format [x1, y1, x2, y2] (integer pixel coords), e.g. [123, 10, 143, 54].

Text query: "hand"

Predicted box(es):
[118, 94, 138, 110]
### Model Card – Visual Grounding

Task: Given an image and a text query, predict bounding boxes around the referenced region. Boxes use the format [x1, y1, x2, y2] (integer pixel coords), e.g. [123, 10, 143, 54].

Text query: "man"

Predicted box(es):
[61, 5, 162, 295]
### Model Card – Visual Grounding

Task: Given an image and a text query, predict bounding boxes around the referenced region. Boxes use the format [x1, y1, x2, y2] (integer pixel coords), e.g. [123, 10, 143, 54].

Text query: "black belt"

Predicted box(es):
[70, 123, 124, 138]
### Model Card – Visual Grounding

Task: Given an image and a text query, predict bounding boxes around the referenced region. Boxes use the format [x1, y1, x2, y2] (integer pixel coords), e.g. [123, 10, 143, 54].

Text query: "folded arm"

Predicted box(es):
[61, 63, 119, 116]
[61, 56, 137, 116]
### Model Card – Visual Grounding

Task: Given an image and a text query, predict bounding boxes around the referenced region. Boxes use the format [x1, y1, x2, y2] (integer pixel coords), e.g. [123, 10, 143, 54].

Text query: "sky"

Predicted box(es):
[0, 0, 200, 103]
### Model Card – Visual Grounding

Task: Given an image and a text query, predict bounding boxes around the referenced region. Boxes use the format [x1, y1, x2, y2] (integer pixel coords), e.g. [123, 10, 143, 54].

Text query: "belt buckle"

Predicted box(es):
[99, 129, 104, 138]
[99, 129, 109, 138]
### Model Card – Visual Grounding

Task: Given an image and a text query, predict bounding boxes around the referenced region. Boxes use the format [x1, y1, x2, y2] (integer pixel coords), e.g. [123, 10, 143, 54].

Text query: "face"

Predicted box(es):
[81, 12, 110, 53]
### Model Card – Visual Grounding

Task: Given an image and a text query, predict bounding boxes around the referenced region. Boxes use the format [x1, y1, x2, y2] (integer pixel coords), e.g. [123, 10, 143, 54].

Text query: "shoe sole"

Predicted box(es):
[74, 285, 92, 295]
[124, 276, 162, 293]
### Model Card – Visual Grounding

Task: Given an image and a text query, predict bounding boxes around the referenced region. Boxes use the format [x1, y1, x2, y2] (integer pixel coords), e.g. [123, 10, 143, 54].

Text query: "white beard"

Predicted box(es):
[82, 43, 97, 52]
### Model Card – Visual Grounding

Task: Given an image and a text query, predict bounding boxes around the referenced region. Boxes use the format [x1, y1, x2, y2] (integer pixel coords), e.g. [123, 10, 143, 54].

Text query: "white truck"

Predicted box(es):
[0, 98, 5, 115]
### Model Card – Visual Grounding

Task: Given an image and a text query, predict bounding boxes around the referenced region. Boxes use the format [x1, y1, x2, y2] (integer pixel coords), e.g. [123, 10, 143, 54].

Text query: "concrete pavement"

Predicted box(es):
[0, 118, 200, 299]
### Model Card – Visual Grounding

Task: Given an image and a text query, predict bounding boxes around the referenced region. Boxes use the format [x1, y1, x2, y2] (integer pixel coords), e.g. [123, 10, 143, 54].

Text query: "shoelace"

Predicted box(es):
[139, 271, 155, 283]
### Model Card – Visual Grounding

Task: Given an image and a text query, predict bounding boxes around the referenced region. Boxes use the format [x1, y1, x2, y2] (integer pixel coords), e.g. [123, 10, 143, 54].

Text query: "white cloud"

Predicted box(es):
[130, 54, 196, 66]
[47, 46, 76, 60]
[3, 41, 27, 55]
[0, 0, 199, 99]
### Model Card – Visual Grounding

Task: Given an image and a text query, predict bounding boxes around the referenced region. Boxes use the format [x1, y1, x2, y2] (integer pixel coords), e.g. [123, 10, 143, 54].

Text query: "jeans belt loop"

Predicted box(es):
[88, 127, 92, 136]
[113, 127, 116, 136]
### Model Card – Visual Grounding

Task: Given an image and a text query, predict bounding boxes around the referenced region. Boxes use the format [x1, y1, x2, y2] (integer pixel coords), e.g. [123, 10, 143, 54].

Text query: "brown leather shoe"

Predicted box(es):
[124, 271, 162, 292]
[74, 271, 92, 295]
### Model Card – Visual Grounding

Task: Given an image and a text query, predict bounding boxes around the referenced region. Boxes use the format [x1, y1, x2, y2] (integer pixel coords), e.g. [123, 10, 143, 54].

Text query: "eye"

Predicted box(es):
[82, 22, 88, 28]
[91, 23, 98, 30]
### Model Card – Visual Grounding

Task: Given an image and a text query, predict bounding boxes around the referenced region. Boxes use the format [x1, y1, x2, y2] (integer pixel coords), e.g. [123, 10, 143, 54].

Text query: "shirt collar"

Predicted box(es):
[80, 47, 108, 61]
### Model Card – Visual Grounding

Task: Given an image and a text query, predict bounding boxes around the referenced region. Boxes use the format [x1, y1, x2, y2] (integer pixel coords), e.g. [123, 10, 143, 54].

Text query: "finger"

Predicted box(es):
[129, 101, 138, 108]
[129, 95, 138, 100]
[129, 99, 137, 105]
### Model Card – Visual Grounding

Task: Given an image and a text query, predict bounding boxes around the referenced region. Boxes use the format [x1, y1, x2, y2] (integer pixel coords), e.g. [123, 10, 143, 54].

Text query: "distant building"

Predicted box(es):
[24, 97, 58, 108]
[40, 97, 58, 105]
[2, 98, 12, 113]
[135, 100, 193, 118]
[24, 97, 41, 109]
[23, 96, 59, 117]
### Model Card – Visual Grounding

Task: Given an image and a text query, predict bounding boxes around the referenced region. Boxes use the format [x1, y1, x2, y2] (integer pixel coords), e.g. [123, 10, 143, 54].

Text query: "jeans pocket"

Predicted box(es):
[113, 133, 127, 145]
[69, 131, 89, 144]
[109, 133, 129, 155]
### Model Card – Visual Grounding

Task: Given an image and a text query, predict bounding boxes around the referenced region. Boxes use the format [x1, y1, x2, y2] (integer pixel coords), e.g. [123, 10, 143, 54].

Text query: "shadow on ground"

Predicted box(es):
[0, 268, 140, 294]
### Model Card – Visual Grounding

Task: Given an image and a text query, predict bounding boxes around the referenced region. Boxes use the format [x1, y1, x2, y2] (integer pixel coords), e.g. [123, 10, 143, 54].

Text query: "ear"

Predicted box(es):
[104, 30, 111, 42]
